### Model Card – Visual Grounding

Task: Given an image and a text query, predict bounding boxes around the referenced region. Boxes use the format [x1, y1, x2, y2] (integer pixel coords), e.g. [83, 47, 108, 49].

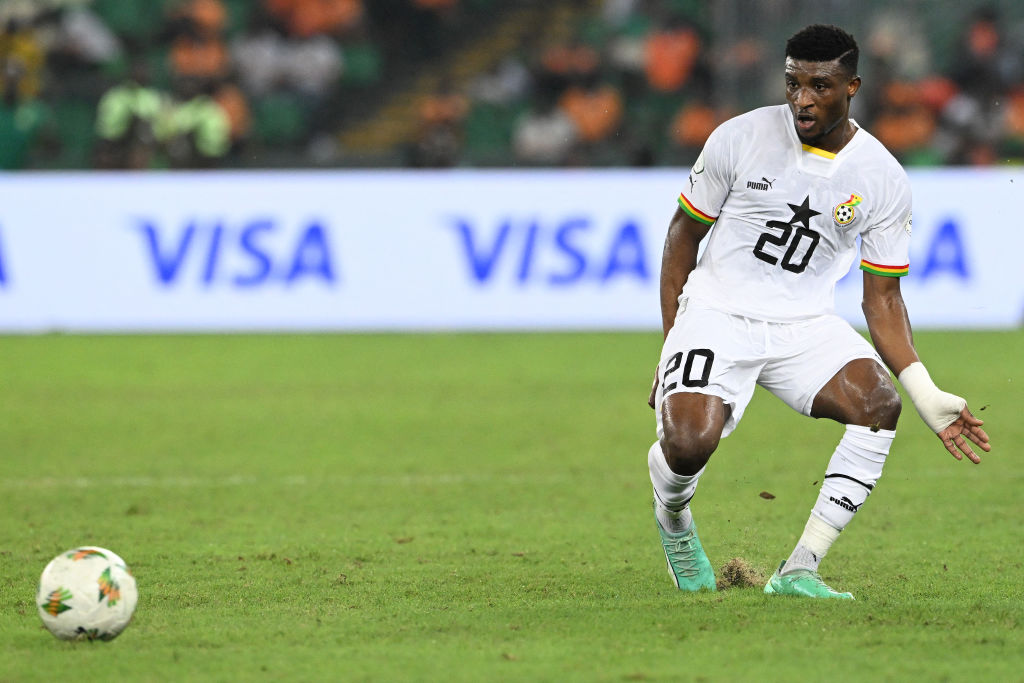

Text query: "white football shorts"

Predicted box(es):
[654, 298, 884, 439]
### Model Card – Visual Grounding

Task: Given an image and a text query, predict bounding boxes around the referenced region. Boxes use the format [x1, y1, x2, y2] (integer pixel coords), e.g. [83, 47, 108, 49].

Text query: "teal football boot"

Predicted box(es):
[763, 561, 854, 600]
[655, 509, 716, 592]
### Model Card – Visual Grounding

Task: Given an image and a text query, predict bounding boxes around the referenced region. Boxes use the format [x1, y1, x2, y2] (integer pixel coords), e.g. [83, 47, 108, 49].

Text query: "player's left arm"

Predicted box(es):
[862, 272, 991, 463]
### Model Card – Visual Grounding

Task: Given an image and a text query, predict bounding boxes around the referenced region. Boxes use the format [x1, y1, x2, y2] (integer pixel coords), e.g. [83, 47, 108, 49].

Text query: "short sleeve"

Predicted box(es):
[859, 171, 912, 277]
[677, 124, 734, 225]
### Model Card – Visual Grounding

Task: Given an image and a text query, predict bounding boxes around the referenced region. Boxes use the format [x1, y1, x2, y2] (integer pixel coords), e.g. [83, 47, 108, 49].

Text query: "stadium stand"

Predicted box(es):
[0, 0, 1021, 169]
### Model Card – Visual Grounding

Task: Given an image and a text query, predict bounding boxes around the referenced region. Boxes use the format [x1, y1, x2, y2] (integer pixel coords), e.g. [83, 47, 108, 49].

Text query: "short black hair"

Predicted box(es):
[785, 24, 859, 76]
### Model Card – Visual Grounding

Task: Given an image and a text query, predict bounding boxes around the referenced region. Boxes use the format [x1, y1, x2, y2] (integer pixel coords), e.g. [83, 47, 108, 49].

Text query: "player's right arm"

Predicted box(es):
[659, 207, 712, 338]
[659, 121, 733, 337]
[650, 123, 731, 408]
[649, 207, 713, 409]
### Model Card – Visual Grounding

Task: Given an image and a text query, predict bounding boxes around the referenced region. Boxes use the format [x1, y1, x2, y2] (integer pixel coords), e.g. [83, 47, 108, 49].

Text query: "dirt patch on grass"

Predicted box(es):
[716, 557, 766, 591]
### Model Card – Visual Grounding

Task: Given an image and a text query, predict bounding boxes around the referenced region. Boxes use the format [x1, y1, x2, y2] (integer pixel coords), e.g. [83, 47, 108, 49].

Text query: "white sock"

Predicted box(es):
[783, 514, 840, 573]
[783, 424, 894, 574]
[648, 441, 704, 534]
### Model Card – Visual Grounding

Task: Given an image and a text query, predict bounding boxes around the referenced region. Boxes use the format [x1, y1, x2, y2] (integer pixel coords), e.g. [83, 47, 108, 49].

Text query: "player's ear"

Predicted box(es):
[847, 76, 861, 99]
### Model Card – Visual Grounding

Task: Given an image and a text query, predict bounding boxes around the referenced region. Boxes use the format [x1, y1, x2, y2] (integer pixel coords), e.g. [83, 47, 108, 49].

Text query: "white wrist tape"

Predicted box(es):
[897, 362, 966, 433]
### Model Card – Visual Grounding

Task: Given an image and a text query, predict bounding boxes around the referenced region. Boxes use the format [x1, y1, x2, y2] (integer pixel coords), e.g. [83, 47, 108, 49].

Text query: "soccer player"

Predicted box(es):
[647, 24, 991, 599]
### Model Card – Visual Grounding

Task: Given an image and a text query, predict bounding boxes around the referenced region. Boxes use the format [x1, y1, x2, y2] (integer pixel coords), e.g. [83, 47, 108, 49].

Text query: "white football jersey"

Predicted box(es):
[677, 104, 911, 322]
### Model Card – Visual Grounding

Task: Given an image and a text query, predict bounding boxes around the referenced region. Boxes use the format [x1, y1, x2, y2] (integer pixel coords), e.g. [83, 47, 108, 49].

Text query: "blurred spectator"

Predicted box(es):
[601, 0, 641, 30]
[168, 0, 232, 87]
[916, 76, 958, 115]
[211, 79, 251, 154]
[1004, 88, 1024, 153]
[94, 62, 168, 169]
[864, 10, 931, 83]
[36, 4, 122, 92]
[281, 35, 343, 98]
[469, 55, 530, 107]
[411, 78, 468, 167]
[0, 44, 50, 169]
[513, 96, 578, 166]
[869, 81, 940, 165]
[668, 101, 717, 158]
[921, 6, 1022, 165]
[232, 9, 342, 99]
[0, 17, 44, 100]
[535, 40, 599, 103]
[644, 18, 700, 93]
[231, 5, 340, 151]
[178, 0, 228, 34]
[266, 0, 364, 39]
[558, 76, 623, 145]
[164, 78, 231, 168]
[170, 30, 230, 84]
[949, 7, 1021, 105]
[231, 12, 288, 97]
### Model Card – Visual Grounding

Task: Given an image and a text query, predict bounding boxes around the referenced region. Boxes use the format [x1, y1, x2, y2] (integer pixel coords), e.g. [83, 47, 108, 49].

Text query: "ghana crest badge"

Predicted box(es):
[833, 194, 862, 226]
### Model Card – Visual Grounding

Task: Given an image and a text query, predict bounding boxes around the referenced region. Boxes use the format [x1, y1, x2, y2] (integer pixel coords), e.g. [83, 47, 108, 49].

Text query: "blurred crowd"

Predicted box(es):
[0, 0, 420, 169]
[1, 0, 1022, 170]
[472, 0, 1024, 168]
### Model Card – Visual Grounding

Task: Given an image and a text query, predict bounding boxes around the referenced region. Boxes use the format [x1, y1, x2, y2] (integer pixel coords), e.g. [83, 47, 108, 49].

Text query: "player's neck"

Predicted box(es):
[815, 120, 858, 154]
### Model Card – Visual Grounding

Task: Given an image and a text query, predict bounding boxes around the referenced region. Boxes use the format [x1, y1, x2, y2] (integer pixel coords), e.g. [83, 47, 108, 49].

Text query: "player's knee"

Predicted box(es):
[864, 382, 901, 430]
[876, 385, 902, 427]
[660, 426, 719, 476]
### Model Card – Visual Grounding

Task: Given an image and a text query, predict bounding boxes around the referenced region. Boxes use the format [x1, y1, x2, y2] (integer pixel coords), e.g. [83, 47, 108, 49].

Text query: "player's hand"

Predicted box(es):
[648, 367, 659, 409]
[936, 406, 990, 464]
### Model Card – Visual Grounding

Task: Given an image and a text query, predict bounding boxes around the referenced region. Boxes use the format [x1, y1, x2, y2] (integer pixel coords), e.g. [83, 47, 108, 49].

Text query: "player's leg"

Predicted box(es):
[650, 303, 761, 591]
[810, 357, 902, 429]
[652, 392, 726, 529]
[760, 318, 899, 599]
[781, 358, 899, 571]
[649, 393, 725, 591]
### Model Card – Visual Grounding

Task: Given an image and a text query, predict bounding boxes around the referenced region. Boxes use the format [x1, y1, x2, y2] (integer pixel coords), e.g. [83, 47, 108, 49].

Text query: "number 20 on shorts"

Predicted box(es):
[662, 349, 715, 392]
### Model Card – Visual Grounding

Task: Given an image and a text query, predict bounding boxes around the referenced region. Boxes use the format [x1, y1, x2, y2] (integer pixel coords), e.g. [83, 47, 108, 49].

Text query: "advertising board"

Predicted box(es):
[0, 169, 1018, 331]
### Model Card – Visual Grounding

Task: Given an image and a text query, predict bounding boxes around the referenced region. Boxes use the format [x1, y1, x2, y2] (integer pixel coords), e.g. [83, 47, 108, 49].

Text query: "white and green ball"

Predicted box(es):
[36, 546, 138, 641]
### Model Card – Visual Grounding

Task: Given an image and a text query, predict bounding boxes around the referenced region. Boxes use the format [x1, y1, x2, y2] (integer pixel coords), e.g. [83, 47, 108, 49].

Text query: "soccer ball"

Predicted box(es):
[36, 546, 138, 641]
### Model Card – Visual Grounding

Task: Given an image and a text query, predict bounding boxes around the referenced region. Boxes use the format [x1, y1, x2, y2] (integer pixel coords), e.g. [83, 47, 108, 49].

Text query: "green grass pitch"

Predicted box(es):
[1, 331, 1021, 681]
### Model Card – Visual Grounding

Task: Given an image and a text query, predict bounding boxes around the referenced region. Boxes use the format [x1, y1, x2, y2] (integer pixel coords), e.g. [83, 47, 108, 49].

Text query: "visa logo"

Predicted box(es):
[918, 218, 969, 279]
[448, 216, 649, 285]
[134, 219, 337, 287]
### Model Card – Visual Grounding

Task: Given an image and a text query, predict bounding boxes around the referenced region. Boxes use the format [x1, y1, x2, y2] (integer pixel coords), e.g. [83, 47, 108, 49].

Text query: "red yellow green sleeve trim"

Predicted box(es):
[860, 259, 909, 277]
[678, 193, 716, 225]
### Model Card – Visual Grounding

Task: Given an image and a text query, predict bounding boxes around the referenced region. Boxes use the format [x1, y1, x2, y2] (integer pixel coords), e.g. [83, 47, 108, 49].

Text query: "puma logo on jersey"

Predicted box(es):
[746, 177, 775, 191]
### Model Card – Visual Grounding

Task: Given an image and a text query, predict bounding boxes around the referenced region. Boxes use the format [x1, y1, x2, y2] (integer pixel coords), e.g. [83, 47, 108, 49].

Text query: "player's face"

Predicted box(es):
[784, 57, 861, 151]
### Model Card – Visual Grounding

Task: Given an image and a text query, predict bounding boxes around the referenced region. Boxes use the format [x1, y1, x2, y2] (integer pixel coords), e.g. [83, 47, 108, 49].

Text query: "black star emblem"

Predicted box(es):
[786, 196, 820, 228]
